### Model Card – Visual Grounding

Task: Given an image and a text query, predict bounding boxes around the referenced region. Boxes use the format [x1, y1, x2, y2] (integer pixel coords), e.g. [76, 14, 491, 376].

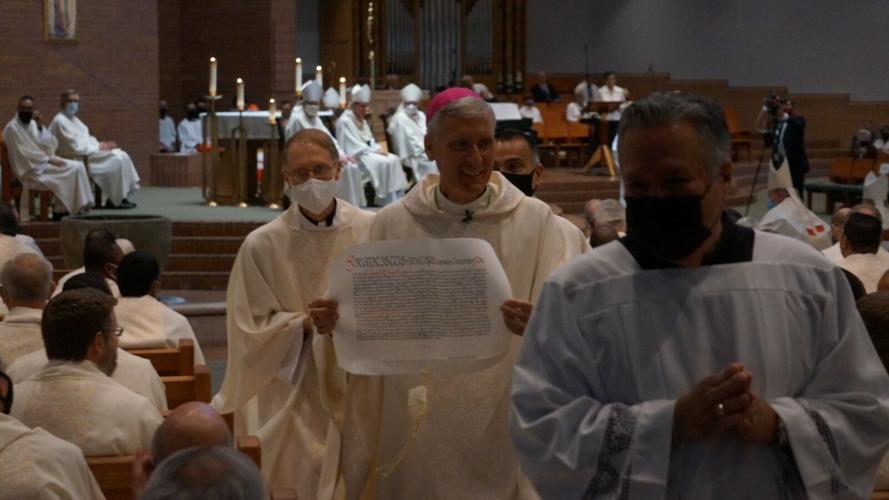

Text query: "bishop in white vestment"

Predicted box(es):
[0, 412, 106, 500]
[753, 160, 830, 250]
[336, 84, 407, 206]
[212, 130, 374, 498]
[386, 83, 438, 182]
[328, 89, 586, 500]
[2, 96, 94, 215]
[49, 91, 140, 206]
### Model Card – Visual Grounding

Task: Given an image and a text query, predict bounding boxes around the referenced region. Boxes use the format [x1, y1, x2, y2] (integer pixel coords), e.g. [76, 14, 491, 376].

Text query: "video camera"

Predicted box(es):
[763, 92, 786, 117]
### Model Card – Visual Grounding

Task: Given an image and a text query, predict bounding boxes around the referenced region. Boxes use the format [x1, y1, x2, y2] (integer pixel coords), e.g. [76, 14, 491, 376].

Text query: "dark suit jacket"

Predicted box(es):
[781, 115, 809, 191]
[531, 84, 559, 103]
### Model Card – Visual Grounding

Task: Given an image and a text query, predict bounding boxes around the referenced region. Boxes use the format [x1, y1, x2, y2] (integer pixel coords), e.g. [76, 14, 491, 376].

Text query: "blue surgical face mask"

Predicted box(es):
[766, 199, 777, 210]
[65, 101, 79, 116]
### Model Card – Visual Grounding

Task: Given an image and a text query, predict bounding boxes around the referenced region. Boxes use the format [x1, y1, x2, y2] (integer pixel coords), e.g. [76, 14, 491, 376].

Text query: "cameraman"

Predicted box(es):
[774, 99, 809, 196]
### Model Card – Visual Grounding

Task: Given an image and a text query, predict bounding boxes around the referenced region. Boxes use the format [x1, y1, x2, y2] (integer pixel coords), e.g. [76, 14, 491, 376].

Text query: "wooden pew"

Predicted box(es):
[161, 364, 212, 409]
[128, 339, 195, 376]
[86, 434, 265, 500]
[830, 157, 877, 184]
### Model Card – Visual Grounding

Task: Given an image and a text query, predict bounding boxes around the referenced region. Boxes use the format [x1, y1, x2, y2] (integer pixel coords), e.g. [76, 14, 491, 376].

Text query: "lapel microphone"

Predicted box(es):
[462, 209, 473, 223]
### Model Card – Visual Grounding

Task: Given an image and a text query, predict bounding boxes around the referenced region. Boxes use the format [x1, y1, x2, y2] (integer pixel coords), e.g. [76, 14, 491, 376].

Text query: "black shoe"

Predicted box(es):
[52, 211, 70, 222]
[104, 199, 137, 209]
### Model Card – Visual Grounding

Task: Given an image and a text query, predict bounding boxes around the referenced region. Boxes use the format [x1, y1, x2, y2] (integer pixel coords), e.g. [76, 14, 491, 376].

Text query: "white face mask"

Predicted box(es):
[404, 103, 418, 116]
[304, 104, 320, 117]
[286, 178, 337, 214]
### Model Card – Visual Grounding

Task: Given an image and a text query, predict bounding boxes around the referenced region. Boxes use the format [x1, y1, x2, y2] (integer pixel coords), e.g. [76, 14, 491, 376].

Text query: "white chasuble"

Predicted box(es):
[512, 231, 889, 500]
[11, 360, 163, 456]
[386, 109, 438, 182]
[0, 413, 106, 500]
[212, 200, 374, 499]
[336, 109, 407, 204]
[49, 112, 140, 205]
[115, 295, 205, 364]
[337, 172, 587, 500]
[2, 116, 93, 214]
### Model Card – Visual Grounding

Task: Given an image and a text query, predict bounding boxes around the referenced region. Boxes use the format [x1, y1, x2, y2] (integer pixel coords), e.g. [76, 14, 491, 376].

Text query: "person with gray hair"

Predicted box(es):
[142, 446, 265, 500]
[0, 254, 53, 366]
[823, 203, 889, 265]
[311, 87, 588, 499]
[512, 91, 889, 498]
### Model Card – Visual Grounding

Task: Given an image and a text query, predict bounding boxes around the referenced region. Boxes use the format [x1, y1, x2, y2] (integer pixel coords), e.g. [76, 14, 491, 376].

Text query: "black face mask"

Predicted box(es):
[159, 108, 168, 118]
[18, 111, 32, 124]
[625, 195, 716, 261]
[502, 172, 536, 197]
[186, 109, 199, 120]
[882, 133, 889, 142]
[0, 371, 13, 415]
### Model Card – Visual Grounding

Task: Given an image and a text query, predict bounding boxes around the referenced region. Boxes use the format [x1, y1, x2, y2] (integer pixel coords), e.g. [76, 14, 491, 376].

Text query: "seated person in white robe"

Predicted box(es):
[336, 84, 407, 206]
[142, 446, 265, 500]
[494, 127, 589, 257]
[461, 74, 494, 100]
[519, 96, 544, 123]
[2, 95, 94, 216]
[0, 360, 106, 500]
[858, 292, 889, 490]
[177, 102, 203, 153]
[11, 289, 163, 456]
[286, 81, 366, 208]
[312, 88, 588, 499]
[53, 228, 122, 297]
[10, 271, 168, 411]
[511, 92, 889, 499]
[114, 250, 205, 364]
[132, 402, 232, 498]
[837, 212, 889, 293]
[0, 204, 43, 256]
[0, 254, 53, 367]
[212, 129, 374, 498]
[49, 89, 140, 209]
[863, 170, 889, 228]
[754, 159, 830, 249]
[386, 83, 438, 183]
[158, 100, 176, 152]
[574, 78, 600, 107]
[566, 89, 586, 123]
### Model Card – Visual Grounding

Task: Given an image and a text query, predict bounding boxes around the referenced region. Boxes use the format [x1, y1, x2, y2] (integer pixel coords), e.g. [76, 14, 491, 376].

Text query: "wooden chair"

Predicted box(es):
[162, 364, 212, 409]
[86, 434, 264, 500]
[830, 157, 876, 184]
[0, 138, 53, 221]
[724, 106, 752, 162]
[128, 339, 195, 376]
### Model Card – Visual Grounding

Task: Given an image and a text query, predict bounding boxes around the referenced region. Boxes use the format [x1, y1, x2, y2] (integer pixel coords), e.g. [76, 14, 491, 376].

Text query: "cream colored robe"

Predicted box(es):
[386, 109, 438, 182]
[336, 109, 407, 204]
[338, 172, 588, 500]
[177, 118, 203, 153]
[0, 413, 106, 500]
[49, 112, 140, 205]
[115, 295, 205, 365]
[212, 200, 374, 498]
[0, 307, 45, 368]
[51, 267, 121, 298]
[10, 360, 163, 456]
[838, 252, 889, 293]
[285, 108, 367, 207]
[9, 347, 168, 411]
[2, 116, 94, 214]
[758, 197, 831, 250]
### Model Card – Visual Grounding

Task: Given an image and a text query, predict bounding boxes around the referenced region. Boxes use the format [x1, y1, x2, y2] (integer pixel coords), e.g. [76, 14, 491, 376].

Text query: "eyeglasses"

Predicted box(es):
[106, 327, 124, 337]
[286, 164, 335, 182]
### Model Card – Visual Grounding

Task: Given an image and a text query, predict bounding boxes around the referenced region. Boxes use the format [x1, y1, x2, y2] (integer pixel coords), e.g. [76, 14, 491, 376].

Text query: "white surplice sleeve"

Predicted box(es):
[211, 236, 308, 414]
[511, 277, 675, 500]
[770, 266, 889, 499]
[336, 117, 375, 158]
[50, 116, 99, 156]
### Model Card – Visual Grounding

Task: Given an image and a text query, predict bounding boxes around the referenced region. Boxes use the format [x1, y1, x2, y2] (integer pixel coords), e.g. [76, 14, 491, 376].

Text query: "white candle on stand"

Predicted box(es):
[339, 77, 347, 108]
[315, 65, 323, 87]
[268, 98, 276, 125]
[236, 78, 245, 111]
[295, 58, 302, 95]
[209, 57, 217, 97]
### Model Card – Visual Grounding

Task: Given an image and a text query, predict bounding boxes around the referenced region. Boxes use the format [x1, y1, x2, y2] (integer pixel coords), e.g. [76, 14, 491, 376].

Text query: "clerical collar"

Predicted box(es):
[434, 186, 492, 220]
[298, 199, 337, 229]
[620, 211, 755, 270]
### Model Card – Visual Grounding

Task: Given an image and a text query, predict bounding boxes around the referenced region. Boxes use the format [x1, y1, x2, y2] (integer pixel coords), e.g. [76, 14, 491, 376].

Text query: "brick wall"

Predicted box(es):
[0, 0, 159, 184]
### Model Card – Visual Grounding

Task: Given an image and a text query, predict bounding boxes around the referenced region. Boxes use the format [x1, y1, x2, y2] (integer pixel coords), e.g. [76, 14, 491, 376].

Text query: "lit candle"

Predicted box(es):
[268, 98, 276, 125]
[339, 77, 347, 108]
[315, 65, 323, 87]
[295, 58, 302, 95]
[236, 78, 245, 111]
[209, 57, 217, 97]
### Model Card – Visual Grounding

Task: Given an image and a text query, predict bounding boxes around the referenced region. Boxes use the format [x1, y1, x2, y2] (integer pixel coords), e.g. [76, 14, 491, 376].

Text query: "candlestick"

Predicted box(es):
[315, 65, 323, 87]
[339, 77, 347, 108]
[209, 57, 217, 97]
[268, 98, 276, 125]
[236, 78, 245, 111]
[295, 58, 302, 95]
